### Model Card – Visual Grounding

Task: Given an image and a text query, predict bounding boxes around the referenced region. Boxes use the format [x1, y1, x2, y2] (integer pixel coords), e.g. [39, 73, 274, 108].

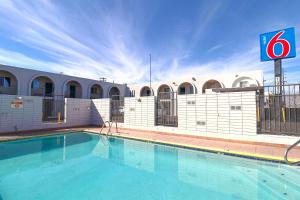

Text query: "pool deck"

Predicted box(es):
[1, 126, 299, 162]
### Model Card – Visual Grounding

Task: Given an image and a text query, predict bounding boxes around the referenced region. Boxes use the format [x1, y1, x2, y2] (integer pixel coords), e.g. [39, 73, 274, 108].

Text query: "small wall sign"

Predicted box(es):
[11, 100, 24, 109]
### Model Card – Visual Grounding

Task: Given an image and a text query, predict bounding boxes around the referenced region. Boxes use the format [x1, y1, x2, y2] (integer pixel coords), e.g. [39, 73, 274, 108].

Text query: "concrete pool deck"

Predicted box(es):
[1, 126, 299, 163]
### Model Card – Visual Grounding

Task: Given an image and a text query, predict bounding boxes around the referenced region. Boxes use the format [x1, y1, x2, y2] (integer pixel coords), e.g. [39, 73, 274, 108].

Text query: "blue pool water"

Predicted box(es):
[0, 132, 299, 200]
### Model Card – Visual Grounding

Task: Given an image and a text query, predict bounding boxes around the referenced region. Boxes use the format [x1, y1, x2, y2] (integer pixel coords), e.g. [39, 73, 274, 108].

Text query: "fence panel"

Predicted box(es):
[257, 84, 300, 136]
[156, 92, 178, 127]
[110, 95, 124, 123]
[42, 96, 65, 122]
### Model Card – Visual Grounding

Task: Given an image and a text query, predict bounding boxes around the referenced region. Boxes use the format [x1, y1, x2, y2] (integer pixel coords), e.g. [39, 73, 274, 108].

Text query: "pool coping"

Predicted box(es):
[85, 131, 300, 164]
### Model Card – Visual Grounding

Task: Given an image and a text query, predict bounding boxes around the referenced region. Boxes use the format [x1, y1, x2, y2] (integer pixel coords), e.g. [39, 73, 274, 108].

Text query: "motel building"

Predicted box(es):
[1, 64, 264, 129]
[0, 64, 297, 134]
[0, 63, 299, 142]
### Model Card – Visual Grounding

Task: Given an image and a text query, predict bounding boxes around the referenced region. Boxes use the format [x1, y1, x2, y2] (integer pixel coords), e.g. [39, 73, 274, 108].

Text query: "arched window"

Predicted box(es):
[0, 70, 18, 95]
[31, 76, 54, 97]
[157, 84, 172, 99]
[109, 86, 120, 100]
[90, 84, 103, 99]
[140, 86, 153, 96]
[202, 80, 222, 93]
[232, 77, 258, 88]
[64, 80, 82, 98]
[178, 82, 195, 95]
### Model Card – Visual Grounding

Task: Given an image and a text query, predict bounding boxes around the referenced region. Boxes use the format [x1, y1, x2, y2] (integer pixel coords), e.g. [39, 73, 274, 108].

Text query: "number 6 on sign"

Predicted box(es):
[260, 27, 296, 62]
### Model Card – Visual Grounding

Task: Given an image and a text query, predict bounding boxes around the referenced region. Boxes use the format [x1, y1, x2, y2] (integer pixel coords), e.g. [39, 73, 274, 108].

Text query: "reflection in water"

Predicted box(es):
[154, 145, 178, 176]
[92, 135, 300, 199]
[0, 133, 96, 176]
[124, 140, 155, 172]
[0, 133, 94, 160]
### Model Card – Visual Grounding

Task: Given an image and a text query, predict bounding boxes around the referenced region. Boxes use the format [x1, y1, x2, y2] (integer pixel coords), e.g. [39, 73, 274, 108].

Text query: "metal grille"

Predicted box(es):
[110, 95, 124, 123]
[42, 96, 65, 122]
[156, 92, 178, 127]
[257, 84, 300, 136]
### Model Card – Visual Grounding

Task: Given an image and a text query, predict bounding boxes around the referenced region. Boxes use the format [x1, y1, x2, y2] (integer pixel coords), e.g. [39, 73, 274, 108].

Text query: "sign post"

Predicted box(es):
[274, 59, 282, 94]
[259, 27, 296, 132]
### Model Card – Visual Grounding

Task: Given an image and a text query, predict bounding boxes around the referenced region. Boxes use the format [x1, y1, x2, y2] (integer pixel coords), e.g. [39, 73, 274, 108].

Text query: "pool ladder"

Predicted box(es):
[99, 120, 118, 136]
[284, 138, 300, 166]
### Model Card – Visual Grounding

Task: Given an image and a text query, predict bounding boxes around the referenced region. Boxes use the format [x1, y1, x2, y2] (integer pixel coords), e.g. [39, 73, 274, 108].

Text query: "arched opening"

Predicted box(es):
[90, 84, 103, 99]
[140, 86, 153, 96]
[156, 84, 177, 127]
[232, 77, 259, 88]
[31, 76, 54, 97]
[178, 82, 195, 95]
[64, 80, 82, 98]
[109, 86, 124, 123]
[109, 86, 120, 100]
[202, 80, 222, 93]
[0, 70, 18, 95]
[157, 84, 172, 99]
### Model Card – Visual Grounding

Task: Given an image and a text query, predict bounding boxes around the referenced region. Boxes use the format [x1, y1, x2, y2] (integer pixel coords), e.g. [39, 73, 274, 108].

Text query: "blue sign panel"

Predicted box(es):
[260, 27, 296, 61]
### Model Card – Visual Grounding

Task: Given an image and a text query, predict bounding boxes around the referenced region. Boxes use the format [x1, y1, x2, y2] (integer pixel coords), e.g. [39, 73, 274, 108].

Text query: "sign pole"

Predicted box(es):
[150, 53, 152, 94]
[274, 59, 282, 94]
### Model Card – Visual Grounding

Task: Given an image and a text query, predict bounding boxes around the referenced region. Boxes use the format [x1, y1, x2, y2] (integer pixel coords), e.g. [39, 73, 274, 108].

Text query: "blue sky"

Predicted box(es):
[0, 0, 299, 84]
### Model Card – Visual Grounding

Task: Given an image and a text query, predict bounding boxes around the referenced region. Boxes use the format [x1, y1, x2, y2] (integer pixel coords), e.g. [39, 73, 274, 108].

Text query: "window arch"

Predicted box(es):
[177, 82, 195, 95]
[140, 86, 153, 96]
[90, 84, 103, 99]
[202, 80, 222, 93]
[232, 77, 259, 88]
[64, 80, 82, 98]
[109, 86, 120, 100]
[157, 84, 173, 99]
[31, 76, 54, 97]
[0, 70, 18, 95]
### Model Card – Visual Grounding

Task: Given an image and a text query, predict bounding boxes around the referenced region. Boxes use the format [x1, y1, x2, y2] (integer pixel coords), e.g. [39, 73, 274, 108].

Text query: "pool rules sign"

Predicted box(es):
[11, 99, 23, 109]
[260, 27, 296, 94]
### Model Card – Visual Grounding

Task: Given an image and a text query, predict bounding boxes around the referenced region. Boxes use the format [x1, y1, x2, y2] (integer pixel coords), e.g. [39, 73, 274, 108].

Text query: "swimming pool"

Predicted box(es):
[0, 132, 299, 200]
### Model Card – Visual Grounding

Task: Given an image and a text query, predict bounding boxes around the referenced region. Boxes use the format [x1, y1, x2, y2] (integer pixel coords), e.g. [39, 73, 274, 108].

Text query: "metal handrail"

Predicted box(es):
[107, 121, 118, 135]
[99, 121, 111, 135]
[284, 138, 300, 166]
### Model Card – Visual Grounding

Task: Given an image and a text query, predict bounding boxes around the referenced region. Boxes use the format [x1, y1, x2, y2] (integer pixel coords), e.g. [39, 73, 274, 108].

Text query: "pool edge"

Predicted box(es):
[86, 131, 300, 164]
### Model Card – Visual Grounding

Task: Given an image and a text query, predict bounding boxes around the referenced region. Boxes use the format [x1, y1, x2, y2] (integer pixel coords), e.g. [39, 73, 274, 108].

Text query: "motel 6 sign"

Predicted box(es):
[260, 27, 296, 61]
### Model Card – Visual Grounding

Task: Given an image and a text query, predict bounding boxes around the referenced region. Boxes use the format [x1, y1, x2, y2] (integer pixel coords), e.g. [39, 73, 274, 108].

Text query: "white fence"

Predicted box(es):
[0, 91, 257, 136]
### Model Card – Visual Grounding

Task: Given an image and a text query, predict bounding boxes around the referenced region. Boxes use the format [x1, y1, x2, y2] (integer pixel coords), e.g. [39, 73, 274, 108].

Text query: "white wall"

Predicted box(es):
[0, 95, 93, 133]
[0, 92, 257, 136]
[64, 98, 92, 126]
[177, 91, 257, 136]
[123, 96, 155, 128]
[91, 98, 110, 126]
